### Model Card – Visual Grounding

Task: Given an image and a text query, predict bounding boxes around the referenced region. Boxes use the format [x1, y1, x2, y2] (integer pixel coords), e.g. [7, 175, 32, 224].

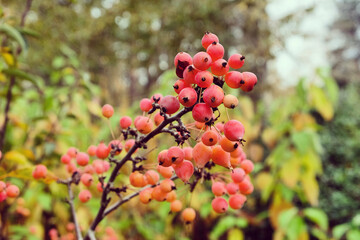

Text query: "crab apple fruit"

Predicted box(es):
[6, 185, 20, 198]
[183, 147, 193, 160]
[160, 179, 175, 193]
[32, 164, 47, 179]
[212, 182, 227, 196]
[67, 147, 77, 158]
[79, 189, 92, 203]
[219, 137, 239, 152]
[224, 120, 245, 141]
[96, 142, 110, 159]
[228, 53, 245, 69]
[195, 70, 213, 88]
[192, 142, 212, 168]
[84, 164, 95, 174]
[145, 170, 160, 185]
[102, 104, 114, 118]
[139, 98, 153, 112]
[170, 200, 183, 212]
[0, 181, 6, 192]
[174, 160, 194, 183]
[229, 194, 246, 209]
[201, 130, 218, 146]
[124, 139, 136, 152]
[240, 159, 254, 174]
[225, 71, 243, 89]
[135, 116, 153, 134]
[167, 146, 185, 165]
[211, 59, 229, 76]
[173, 79, 190, 94]
[61, 154, 71, 164]
[183, 65, 199, 85]
[231, 168, 246, 183]
[201, 32, 219, 49]
[211, 145, 231, 168]
[223, 94, 239, 109]
[192, 103, 213, 123]
[238, 178, 253, 194]
[0, 192, 6, 202]
[87, 145, 97, 156]
[129, 171, 147, 188]
[241, 72, 258, 92]
[226, 182, 239, 195]
[76, 152, 89, 166]
[151, 93, 163, 103]
[151, 185, 167, 202]
[174, 52, 192, 68]
[158, 150, 172, 167]
[166, 190, 177, 202]
[193, 52, 212, 71]
[156, 165, 174, 179]
[230, 157, 242, 168]
[66, 162, 77, 174]
[97, 182, 104, 192]
[212, 197, 228, 213]
[119, 116, 132, 129]
[207, 42, 224, 61]
[182, 208, 196, 223]
[154, 112, 164, 126]
[81, 173, 93, 187]
[108, 140, 123, 155]
[139, 188, 153, 204]
[179, 87, 198, 107]
[203, 84, 224, 108]
[159, 95, 180, 114]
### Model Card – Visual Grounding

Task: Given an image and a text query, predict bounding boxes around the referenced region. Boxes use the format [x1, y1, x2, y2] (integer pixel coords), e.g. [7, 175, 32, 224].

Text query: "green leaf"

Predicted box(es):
[333, 223, 350, 239]
[18, 27, 40, 38]
[316, 68, 339, 104]
[38, 193, 52, 211]
[210, 216, 247, 240]
[291, 131, 313, 155]
[2, 68, 40, 87]
[279, 207, 298, 230]
[311, 228, 328, 240]
[0, 23, 27, 53]
[286, 216, 306, 240]
[303, 208, 328, 230]
[347, 229, 360, 240]
[352, 214, 360, 227]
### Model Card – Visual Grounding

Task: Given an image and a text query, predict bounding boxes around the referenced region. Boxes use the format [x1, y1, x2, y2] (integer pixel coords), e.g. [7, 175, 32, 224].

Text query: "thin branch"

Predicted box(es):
[66, 183, 83, 240]
[0, 77, 15, 153]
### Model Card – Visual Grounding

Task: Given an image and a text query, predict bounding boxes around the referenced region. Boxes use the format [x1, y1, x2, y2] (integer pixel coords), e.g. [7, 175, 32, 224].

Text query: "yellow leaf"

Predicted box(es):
[273, 229, 285, 240]
[0, 72, 6, 82]
[2, 150, 30, 169]
[238, 96, 254, 120]
[262, 128, 279, 148]
[1, 52, 15, 67]
[309, 86, 334, 121]
[228, 228, 244, 240]
[280, 156, 300, 189]
[300, 172, 319, 206]
[269, 199, 293, 229]
[302, 151, 322, 175]
[298, 230, 310, 240]
[6, 167, 33, 180]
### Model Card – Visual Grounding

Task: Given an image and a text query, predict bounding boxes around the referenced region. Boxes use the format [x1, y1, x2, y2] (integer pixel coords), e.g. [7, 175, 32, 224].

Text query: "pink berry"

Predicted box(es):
[67, 147, 77, 158]
[76, 152, 89, 166]
[102, 104, 114, 118]
[173, 79, 190, 94]
[119, 116, 132, 129]
[81, 173, 93, 187]
[211, 197, 228, 213]
[158, 150, 171, 167]
[202, 85, 224, 108]
[229, 194, 247, 209]
[178, 87, 198, 108]
[78, 189, 92, 203]
[212, 182, 226, 196]
[96, 142, 110, 159]
[195, 71, 213, 88]
[228, 53, 245, 69]
[193, 52, 212, 71]
[192, 103, 213, 123]
[87, 145, 97, 156]
[151, 93, 163, 103]
[183, 65, 199, 85]
[6, 185, 20, 198]
[159, 95, 180, 114]
[224, 120, 245, 141]
[174, 160, 194, 183]
[231, 168, 246, 183]
[139, 98, 153, 112]
[32, 164, 47, 179]
[211, 59, 229, 76]
[167, 146, 185, 165]
[61, 154, 71, 164]
[225, 71, 243, 89]
[201, 32, 219, 49]
[240, 72, 258, 92]
[226, 182, 239, 195]
[174, 52, 192, 68]
[154, 112, 164, 126]
[206, 42, 224, 61]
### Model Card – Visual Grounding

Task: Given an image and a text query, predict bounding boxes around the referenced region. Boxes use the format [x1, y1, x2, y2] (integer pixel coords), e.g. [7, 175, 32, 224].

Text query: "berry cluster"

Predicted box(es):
[32, 32, 258, 237]
[0, 180, 20, 202]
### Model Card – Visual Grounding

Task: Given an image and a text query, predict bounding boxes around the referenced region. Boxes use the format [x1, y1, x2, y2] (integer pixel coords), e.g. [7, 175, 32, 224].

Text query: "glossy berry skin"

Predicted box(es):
[231, 168, 246, 183]
[32, 164, 47, 179]
[224, 120, 245, 141]
[241, 72, 258, 92]
[174, 160, 194, 183]
[129, 171, 147, 188]
[223, 94, 239, 109]
[156, 165, 174, 179]
[167, 146, 185, 165]
[76, 152, 89, 166]
[79, 190, 92, 203]
[211, 145, 231, 168]
[203, 85, 224, 108]
[212, 182, 226, 196]
[159, 95, 180, 114]
[158, 150, 172, 167]
[182, 208, 196, 223]
[87, 145, 97, 156]
[145, 170, 160, 185]
[178, 87, 197, 107]
[225, 71, 243, 89]
[211, 59, 229, 76]
[173, 79, 190, 94]
[206, 42, 224, 61]
[160, 179, 175, 193]
[170, 200, 182, 212]
[228, 53, 245, 69]
[154, 112, 164, 126]
[201, 130, 218, 146]
[135, 117, 153, 134]
[229, 194, 246, 209]
[219, 137, 239, 152]
[174, 52, 192, 68]
[183, 65, 199, 85]
[201, 32, 219, 49]
[193, 52, 212, 71]
[192, 103, 213, 123]
[139, 98, 153, 112]
[6, 185, 20, 198]
[119, 116, 132, 129]
[102, 104, 114, 118]
[139, 188, 153, 204]
[211, 197, 228, 213]
[81, 173, 93, 187]
[195, 71, 213, 88]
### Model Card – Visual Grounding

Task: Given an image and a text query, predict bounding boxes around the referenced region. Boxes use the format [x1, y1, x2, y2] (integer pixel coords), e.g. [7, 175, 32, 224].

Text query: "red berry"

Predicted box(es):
[156, 165, 174, 179]
[183, 147, 193, 160]
[108, 140, 123, 155]
[81, 173, 93, 187]
[201, 130, 218, 146]
[6, 185, 20, 198]
[32, 164, 47, 179]
[224, 120, 245, 141]
[225, 71, 243, 88]
[240, 72, 258, 92]
[211, 59, 229, 76]
[231, 168, 246, 183]
[174, 52, 192, 68]
[145, 170, 160, 185]
[170, 200, 182, 212]
[158, 150, 172, 167]
[212, 145, 231, 168]
[174, 160, 194, 183]
[229, 194, 246, 209]
[192, 103, 213, 123]
[212, 182, 226, 196]
[228, 53, 245, 69]
[195, 71, 213, 88]
[193, 52, 212, 71]
[167, 146, 185, 165]
[79, 189, 92, 203]
[139, 188, 153, 204]
[67, 147, 77, 158]
[151, 93, 163, 103]
[240, 160, 254, 174]
[226, 182, 239, 195]
[202, 85, 224, 108]
[178, 87, 197, 107]
[173, 79, 190, 94]
[124, 139, 136, 152]
[139, 98, 153, 112]
[61, 154, 71, 164]
[201, 32, 219, 49]
[87, 145, 97, 156]
[135, 116, 153, 134]
[102, 104, 114, 118]
[192, 142, 212, 168]
[76, 152, 89, 166]
[96, 142, 110, 159]
[206, 42, 224, 61]
[119, 116, 132, 129]
[181, 207, 196, 223]
[159, 95, 180, 114]
[183, 65, 200, 85]
[211, 197, 228, 213]
[154, 112, 164, 126]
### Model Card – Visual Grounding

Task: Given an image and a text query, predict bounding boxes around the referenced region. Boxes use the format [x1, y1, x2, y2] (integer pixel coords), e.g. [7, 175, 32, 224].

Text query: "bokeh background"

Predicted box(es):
[0, 0, 359, 239]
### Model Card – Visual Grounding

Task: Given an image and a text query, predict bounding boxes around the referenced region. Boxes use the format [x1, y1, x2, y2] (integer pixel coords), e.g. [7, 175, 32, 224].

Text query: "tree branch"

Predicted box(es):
[66, 182, 83, 240]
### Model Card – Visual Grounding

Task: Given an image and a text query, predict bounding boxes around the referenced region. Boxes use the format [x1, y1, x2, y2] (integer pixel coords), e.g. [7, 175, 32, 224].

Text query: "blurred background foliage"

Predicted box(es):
[0, 0, 359, 239]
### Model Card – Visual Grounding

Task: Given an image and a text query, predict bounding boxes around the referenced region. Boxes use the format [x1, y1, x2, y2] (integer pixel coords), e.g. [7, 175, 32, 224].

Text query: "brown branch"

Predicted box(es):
[0, 77, 15, 153]
[84, 106, 193, 239]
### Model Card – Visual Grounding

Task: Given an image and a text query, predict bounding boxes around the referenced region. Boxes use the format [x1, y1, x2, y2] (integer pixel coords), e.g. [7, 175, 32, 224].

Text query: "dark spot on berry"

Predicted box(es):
[212, 41, 217, 45]
[162, 107, 167, 113]
[204, 117, 209, 121]
[171, 157, 177, 162]
[211, 97, 216, 102]
[188, 65, 194, 71]
[183, 97, 189, 102]
[201, 77, 206, 81]
[159, 161, 164, 165]
[204, 57, 208, 63]
[234, 143, 238, 149]
[173, 84, 179, 89]
[230, 104, 235, 109]
[240, 80, 245, 84]
[209, 138, 213, 142]
[240, 56, 245, 61]
[222, 62, 227, 67]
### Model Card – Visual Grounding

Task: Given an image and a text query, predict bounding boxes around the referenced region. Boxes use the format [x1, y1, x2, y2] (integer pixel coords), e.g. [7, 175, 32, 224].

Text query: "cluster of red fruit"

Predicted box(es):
[31, 32, 257, 234]
[0, 151, 21, 202]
